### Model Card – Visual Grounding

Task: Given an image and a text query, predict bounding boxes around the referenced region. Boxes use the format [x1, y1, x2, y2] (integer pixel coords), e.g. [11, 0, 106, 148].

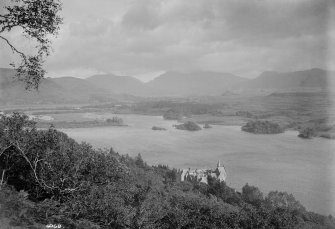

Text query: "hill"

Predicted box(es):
[1, 68, 333, 105]
[86, 74, 154, 96]
[147, 71, 247, 96]
[237, 68, 331, 92]
[52, 76, 102, 94]
[0, 68, 122, 105]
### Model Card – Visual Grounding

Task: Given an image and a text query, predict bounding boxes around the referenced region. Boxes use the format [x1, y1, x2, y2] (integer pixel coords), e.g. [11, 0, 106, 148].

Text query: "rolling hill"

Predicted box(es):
[147, 71, 247, 96]
[0, 68, 120, 105]
[86, 74, 153, 96]
[1, 67, 332, 105]
[236, 68, 331, 92]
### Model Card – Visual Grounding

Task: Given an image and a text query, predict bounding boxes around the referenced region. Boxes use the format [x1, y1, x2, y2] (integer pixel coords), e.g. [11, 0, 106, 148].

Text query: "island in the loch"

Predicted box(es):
[203, 123, 212, 129]
[106, 116, 124, 125]
[174, 121, 202, 131]
[241, 120, 284, 134]
[298, 124, 335, 139]
[152, 126, 167, 131]
[36, 116, 127, 129]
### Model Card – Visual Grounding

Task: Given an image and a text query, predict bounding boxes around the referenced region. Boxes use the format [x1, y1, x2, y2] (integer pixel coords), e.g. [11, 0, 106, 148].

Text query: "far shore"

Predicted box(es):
[21, 109, 333, 140]
[36, 121, 128, 129]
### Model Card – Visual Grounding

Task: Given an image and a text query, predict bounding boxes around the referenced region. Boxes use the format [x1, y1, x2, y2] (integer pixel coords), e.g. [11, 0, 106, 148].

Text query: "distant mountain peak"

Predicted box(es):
[237, 68, 329, 92]
[86, 73, 151, 96]
[147, 70, 247, 96]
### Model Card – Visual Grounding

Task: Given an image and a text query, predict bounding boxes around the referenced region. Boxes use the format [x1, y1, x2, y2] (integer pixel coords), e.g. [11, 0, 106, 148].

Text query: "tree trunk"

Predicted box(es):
[0, 169, 6, 189]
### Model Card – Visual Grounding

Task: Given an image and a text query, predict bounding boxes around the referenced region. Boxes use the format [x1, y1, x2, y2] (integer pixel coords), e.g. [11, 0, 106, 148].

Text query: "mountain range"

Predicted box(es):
[0, 68, 332, 105]
[0, 69, 134, 105]
[147, 71, 246, 96]
[236, 68, 330, 91]
[86, 74, 152, 96]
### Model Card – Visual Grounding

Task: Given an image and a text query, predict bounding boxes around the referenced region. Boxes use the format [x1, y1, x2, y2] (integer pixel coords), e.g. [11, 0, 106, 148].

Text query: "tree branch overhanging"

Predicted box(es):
[0, 0, 63, 90]
[0, 35, 26, 57]
[1, 143, 80, 194]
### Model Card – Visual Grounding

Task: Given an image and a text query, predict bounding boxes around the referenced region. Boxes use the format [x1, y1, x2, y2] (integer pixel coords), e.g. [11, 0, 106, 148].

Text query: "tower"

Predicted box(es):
[216, 160, 227, 181]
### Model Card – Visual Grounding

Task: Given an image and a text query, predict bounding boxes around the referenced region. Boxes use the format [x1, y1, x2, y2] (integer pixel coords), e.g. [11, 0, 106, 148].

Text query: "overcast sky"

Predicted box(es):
[1, 0, 334, 81]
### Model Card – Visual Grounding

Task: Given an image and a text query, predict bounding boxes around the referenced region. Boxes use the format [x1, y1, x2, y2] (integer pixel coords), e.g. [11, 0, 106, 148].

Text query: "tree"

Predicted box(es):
[241, 120, 284, 134]
[298, 127, 317, 139]
[206, 176, 242, 205]
[0, 113, 42, 194]
[241, 183, 264, 206]
[265, 191, 305, 213]
[174, 121, 202, 131]
[0, 113, 126, 200]
[135, 153, 146, 168]
[0, 0, 62, 89]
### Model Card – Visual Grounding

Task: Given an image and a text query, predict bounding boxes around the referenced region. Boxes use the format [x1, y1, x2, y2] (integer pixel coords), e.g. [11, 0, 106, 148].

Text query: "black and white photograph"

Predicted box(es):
[0, 0, 334, 228]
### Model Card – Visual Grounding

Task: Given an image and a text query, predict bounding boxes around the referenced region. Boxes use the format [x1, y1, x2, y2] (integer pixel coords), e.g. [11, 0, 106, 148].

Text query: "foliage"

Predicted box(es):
[265, 191, 305, 213]
[203, 123, 212, 129]
[236, 111, 254, 118]
[0, 0, 63, 89]
[242, 120, 284, 134]
[174, 121, 202, 131]
[298, 126, 317, 139]
[163, 108, 183, 120]
[0, 186, 100, 228]
[0, 113, 334, 228]
[106, 116, 124, 125]
[152, 126, 167, 131]
[298, 122, 335, 140]
[241, 183, 263, 207]
[0, 113, 126, 200]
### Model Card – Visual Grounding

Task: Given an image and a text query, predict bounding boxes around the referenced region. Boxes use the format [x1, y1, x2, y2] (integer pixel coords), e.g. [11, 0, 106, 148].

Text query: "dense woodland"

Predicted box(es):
[0, 113, 334, 228]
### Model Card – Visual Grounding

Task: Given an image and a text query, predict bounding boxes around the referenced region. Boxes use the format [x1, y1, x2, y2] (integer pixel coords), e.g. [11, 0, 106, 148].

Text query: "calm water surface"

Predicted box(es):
[61, 113, 335, 215]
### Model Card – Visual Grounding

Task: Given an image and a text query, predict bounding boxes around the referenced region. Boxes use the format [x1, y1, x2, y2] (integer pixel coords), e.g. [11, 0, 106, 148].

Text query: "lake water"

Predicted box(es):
[61, 113, 335, 215]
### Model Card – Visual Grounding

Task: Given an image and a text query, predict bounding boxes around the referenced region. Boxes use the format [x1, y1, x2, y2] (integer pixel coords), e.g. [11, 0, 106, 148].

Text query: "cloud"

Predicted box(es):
[122, 0, 161, 31]
[211, 0, 328, 41]
[0, 0, 333, 79]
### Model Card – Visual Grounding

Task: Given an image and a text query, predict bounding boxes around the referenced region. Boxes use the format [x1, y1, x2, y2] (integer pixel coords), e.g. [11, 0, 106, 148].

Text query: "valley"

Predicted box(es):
[1, 1, 334, 227]
[1, 67, 334, 216]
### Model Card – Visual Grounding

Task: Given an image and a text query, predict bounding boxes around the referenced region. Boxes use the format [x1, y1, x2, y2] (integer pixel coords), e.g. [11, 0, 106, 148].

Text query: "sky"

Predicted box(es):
[0, 0, 334, 82]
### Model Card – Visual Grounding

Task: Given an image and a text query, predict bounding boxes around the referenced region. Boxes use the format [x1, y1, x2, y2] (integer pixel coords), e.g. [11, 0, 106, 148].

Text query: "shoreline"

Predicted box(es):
[36, 121, 128, 129]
